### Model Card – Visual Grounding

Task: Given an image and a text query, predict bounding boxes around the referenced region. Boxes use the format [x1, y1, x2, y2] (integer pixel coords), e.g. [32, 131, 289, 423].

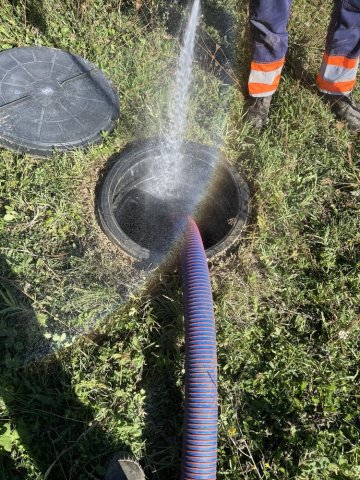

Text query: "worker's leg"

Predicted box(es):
[317, 0, 360, 95]
[246, 0, 292, 129]
[248, 0, 292, 97]
[317, 0, 360, 131]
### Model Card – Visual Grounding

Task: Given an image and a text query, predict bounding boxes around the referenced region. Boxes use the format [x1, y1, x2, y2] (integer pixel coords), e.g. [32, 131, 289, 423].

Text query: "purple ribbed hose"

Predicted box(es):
[180, 217, 218, 480]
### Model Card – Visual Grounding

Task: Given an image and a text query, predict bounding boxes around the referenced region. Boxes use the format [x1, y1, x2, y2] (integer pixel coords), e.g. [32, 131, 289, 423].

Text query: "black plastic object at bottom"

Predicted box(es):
[96, 140, 249, 265]
[0, 46, 119, 157]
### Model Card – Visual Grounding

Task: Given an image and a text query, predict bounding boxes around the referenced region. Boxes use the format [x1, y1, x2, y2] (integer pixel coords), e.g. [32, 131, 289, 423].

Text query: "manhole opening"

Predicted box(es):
[97, 141, 249, 263]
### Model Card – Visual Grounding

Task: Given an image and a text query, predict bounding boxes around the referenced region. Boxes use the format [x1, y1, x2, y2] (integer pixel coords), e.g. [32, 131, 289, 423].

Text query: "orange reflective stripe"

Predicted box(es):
[248, 74, 281, 95]
[316, 75, 356, 93]
[323, 53, 358, 69]
[250, 58, 285, 72]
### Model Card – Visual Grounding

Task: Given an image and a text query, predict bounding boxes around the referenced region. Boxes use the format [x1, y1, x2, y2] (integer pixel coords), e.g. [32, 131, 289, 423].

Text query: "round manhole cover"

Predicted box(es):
[0, 46, 120, 157]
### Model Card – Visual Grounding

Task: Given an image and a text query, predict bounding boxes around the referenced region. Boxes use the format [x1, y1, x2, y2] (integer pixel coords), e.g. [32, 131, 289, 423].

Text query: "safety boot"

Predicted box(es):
[322, 94, 360, 132]
[244, 95, 273, 131]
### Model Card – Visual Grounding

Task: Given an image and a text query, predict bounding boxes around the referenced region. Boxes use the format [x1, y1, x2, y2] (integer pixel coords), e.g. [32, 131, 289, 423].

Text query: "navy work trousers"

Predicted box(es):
[250, 0, 360, 62]
[248, 0, 360, 96]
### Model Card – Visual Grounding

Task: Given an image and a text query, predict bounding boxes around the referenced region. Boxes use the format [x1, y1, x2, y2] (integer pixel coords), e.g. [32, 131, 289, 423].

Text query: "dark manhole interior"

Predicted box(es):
[97, 141, 249, 263]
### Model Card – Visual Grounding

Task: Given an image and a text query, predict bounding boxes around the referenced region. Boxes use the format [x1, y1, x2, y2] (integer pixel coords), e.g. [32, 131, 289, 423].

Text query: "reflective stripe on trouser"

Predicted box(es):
[248, 0, 291, 97]
[317, 54, 359, 95]
[317, 0, 360, 95]
[249, 0, 360, 97]
[248, 58, 285, 97]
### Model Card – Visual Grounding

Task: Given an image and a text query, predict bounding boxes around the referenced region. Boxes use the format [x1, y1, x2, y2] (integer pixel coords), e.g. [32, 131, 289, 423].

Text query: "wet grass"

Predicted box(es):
[0, 0, 359, 479]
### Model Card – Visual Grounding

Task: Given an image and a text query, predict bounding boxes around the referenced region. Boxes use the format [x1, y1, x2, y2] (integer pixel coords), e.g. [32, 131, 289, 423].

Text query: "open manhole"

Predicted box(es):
[97, 140, 249, 265]
[0, 46, 119, 157]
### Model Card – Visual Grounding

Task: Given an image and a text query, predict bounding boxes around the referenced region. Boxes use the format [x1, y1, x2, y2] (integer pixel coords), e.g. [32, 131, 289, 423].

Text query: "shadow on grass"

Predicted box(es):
[285, 39, 318, 92]
[9, 0, 47, 33]
[0, 254, 129, 480]
[219, 314, 320, 478]
[138, 0, 241, 87]
[197, 1, 238, 86]
[139, 277, 184, 480]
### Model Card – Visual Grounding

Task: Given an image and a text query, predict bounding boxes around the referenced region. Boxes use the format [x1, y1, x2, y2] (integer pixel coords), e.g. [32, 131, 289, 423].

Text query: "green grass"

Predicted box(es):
[0, 0, 360, 479]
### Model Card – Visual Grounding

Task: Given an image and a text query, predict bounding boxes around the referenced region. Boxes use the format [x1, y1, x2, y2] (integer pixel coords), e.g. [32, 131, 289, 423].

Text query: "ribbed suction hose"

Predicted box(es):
[180, 217, 218, 480]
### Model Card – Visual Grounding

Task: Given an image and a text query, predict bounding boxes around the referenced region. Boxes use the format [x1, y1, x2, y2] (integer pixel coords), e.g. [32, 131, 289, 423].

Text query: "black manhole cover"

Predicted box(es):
[0, 46, 120, 157]
[97, 140, 249, 266]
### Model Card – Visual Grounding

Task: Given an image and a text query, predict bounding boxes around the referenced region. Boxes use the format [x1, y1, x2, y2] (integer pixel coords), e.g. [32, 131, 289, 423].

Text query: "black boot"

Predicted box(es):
[322, 93, 360, 132]
[105, 453, 146, 480]
[244, 95, 273, 131]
